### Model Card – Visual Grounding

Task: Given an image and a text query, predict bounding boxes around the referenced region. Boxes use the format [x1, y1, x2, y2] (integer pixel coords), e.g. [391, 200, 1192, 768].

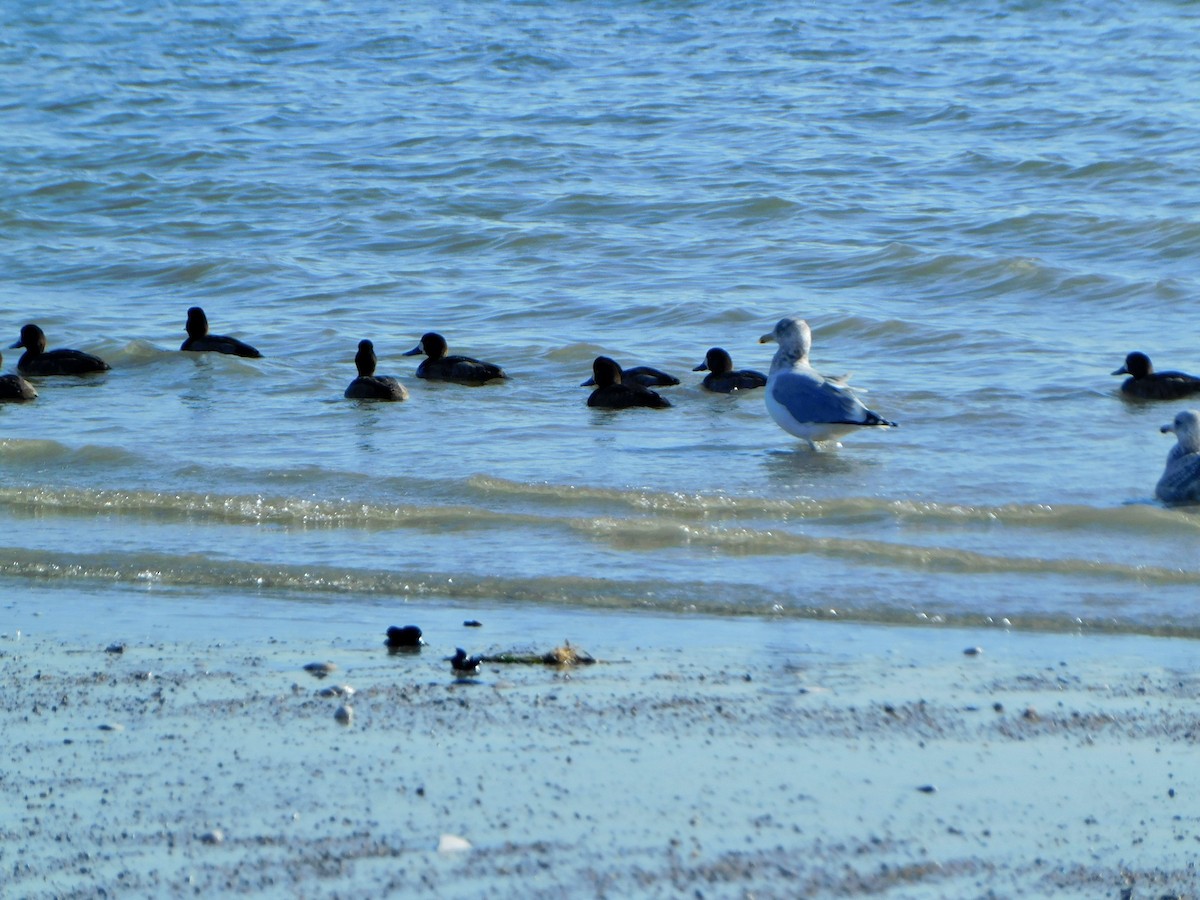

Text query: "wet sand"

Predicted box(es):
[2, 596, 1198, 898]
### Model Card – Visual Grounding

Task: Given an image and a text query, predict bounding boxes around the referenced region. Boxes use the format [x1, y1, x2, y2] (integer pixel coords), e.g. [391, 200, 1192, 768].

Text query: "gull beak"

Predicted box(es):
[758, 332, 776, 344]
[1161, 423, 1175, 434]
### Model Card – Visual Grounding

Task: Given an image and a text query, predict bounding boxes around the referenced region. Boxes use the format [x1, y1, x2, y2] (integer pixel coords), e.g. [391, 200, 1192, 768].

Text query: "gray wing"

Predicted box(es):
[1157, 453, 1200, 504]
[770, 369, 871, 424]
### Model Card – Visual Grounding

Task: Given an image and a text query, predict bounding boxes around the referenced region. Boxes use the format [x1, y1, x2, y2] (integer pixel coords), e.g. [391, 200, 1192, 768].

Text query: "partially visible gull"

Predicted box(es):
[1112, 352, 1200, 401]
[758, 316, 896, 446]
[1156, 409, 1200, 505]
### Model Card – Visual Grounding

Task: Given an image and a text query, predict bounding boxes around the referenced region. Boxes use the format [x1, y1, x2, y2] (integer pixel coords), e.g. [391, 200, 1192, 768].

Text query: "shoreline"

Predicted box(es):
[3, 593, 1198, 898]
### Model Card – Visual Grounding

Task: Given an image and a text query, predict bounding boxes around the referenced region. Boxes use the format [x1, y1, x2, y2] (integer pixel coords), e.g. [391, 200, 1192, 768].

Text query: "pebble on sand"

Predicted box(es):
[437, 833, 471, 853]
[303, 662, 337, 679]
[198, 829, 224, 845]
[963, 646, 983, 656]
[317, 684, 355, 698]
[334, 705, 353, 726]
[105, 642, 126, 655]
[385, 625, 423, 649]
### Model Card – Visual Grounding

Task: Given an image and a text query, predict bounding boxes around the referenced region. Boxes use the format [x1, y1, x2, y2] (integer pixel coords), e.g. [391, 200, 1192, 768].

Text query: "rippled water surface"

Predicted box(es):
[3, 0, 1199, 636]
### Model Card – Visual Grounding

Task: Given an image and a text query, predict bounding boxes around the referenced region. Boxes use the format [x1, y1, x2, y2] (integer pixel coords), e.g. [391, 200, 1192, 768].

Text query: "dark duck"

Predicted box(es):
[0, 351, 37, 401]
[581, 364, 679, 388]
[345, 340, 408, 401]
[10, 324, 110, 376]
[1112, 351, 1200, 401]
[693, 347, 767, 393]
[586, 356, 671, 409]
[403, 332, 506, 384]
[180, 307, 262, 358]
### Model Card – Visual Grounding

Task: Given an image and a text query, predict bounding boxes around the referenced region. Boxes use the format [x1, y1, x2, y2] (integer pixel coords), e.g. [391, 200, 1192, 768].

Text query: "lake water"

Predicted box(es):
[3, 0, 1199, 641]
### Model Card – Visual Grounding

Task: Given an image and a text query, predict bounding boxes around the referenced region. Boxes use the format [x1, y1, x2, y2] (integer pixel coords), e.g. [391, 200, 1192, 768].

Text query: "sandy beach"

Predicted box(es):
[1, 591, 1196, 899]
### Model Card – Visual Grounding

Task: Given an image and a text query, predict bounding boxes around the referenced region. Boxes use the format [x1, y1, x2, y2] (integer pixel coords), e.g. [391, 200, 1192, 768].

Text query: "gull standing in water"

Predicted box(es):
[1156, 410, 1200, 505]
[759, 316, 896, 447]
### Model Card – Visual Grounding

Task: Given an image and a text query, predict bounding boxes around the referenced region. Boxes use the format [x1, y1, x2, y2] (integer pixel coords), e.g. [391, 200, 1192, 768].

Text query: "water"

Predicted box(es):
[3, 0, 1199, 640]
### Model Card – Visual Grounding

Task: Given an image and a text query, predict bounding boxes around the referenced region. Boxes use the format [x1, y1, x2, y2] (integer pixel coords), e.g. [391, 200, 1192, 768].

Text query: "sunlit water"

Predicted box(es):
[3, 0, 1199, 639]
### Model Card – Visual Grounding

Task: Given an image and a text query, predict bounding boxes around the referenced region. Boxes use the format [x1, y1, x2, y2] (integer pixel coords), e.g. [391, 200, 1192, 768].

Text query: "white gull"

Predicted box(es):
[758, 316, 897, 447]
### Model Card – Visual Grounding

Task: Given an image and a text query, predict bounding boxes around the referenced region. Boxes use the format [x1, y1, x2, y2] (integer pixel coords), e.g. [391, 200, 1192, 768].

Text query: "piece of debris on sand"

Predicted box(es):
[486, 640, 596, 667]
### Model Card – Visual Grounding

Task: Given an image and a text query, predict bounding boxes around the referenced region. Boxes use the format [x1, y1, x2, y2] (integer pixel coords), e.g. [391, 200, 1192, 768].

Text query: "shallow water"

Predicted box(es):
[3, 0, 1199, 637]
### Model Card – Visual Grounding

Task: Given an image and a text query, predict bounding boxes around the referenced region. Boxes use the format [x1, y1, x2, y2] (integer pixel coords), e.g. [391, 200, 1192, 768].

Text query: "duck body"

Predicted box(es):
[581, 365, 679, 388]
[0, 370, 37, 402]
[345, 375, 408, 401]
[586, 356, 671, 409]
[1156, 410, 1200, 504]
[694, 347, 767, 393]
[180, 307, 262, 358]
[11, 324, 110, 376]
[759, 317, 895, 445]
[404, 332, 506, 384]
[345, 340, 408, 401]
[1113, 352, 1200, 401]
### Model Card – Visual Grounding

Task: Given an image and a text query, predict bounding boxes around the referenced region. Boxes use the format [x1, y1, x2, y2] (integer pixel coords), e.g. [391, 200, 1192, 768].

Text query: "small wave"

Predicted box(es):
[2, 546, 1198, 640]
[467, 475, 1198, 534]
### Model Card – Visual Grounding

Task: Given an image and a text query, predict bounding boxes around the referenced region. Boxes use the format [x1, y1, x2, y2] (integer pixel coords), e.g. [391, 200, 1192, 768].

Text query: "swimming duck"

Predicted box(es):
[693, 347, 768, 393]
[759, 316, 896, 446]
[0, 351, 37, 401]
[1112, 352, 1200, 401]
[447, 648, 483, 679]
[344, 340, 408, 401]
[403, 332, 506, 384]
[10, 324, 110, 376]
[580, 364, 679, 388]
[1156, 410, 1200, 505]
[586, 356, 671, 409]
[180, 307, 262, 357]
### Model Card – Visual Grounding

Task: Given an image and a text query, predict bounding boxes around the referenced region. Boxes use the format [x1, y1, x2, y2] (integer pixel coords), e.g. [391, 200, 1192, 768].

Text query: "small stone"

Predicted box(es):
[198, 829, 224, 845]
[917, 784, 937, 794]
[334, 705, 353, 726]
[463, 620, 483, 628]
[1023, 707, 1040, 721]
[317, 684, 355, 698]
[963, 646, 982, 656]
[303, 662, 336, 679]
[105, 642, 126, 655]
[385, 625, 423, 649]
[437, 833, 471, 853]
[98, 723, 125, 732]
